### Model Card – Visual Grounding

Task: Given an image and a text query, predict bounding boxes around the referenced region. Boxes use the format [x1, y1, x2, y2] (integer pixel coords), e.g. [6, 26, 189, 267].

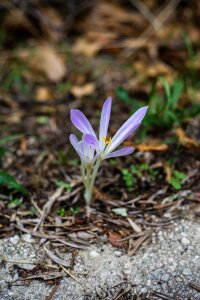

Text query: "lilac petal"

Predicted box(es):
[83, 133, 99, 149]
[75, 141, 87, 163]
[70, 109, 96, 136]
[107, 106, 148, 152]
[82, 139, 95, 160]
[105, 147, 135, 159]
[69, 134, 78, 149]
[99, 97, 112, 147]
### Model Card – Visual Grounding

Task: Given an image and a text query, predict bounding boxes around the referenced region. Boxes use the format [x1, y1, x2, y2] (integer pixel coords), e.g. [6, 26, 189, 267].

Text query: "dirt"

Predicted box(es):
[0, 218, 200, 300]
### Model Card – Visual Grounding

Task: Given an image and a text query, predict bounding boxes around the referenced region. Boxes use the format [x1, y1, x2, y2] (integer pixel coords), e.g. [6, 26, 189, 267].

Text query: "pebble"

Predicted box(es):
[183, 268, 192, 275]
[22, 234, 33, 243]
[181, 237, 190, 245]
[90, 250, 99, 257]
[114, 251, 122, 257]
[9, 235, 20, 245]
[162, 273, 170, 282]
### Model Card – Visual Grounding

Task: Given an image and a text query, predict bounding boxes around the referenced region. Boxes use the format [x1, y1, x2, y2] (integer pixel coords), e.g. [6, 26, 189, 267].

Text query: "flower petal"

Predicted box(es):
[104, 147, 135, 159]
[70, 109, 96, 136]
[107, 106, 148, 152]
[69, 134, 78, 149]
[99, 97, 112, 147]
[76, 141, 87, 163]
[83, 133, 99, 149]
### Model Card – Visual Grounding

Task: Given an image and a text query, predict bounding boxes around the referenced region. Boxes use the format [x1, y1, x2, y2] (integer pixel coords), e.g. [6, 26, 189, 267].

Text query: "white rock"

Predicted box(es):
[90, 250, 99, 257]
[162, 273, 170, 282]
[22, 234, 33, 243]
[183, 268, 192, 275]
[114, 251, 122, 257]
[9, 235, 20, 245]
[181, 237, 190, 245]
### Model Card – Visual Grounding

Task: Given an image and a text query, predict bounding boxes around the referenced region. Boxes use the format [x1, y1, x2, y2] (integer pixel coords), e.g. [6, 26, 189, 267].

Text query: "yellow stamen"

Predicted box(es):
[102, 136, 112, 145]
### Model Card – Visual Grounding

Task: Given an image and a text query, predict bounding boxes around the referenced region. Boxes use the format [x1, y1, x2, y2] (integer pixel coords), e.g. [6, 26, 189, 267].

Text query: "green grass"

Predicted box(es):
[0, 135, 27, 195]
[116, 76, 200, 138]
[121, 163, 158, 192]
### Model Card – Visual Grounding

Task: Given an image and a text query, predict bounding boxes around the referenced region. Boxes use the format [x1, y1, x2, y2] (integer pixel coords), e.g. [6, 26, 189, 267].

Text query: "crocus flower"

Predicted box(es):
[69, 97, 148, 205]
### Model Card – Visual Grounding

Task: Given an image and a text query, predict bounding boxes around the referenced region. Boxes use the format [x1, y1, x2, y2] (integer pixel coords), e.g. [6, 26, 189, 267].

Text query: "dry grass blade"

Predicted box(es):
[188, 282, 200, 292]
[127, 217, 142, 233]
[34, 187, 63, 231]
[112, 285, 132, 300]
[45, 282, 60, 300]
[119, 230, 151, 242]
[128, 230, 152, 256]
[123, 0, 181, 57]
[44, 246, 70, 268]
[59, 264, 85, 289]
[129, 0, 161, 29]
[12, 272, 63, 283]
[150, 291, 175, 299]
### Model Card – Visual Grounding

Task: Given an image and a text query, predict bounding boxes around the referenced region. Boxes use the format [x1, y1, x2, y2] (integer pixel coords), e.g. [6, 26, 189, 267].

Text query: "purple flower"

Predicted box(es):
[70, 97, 148, 163]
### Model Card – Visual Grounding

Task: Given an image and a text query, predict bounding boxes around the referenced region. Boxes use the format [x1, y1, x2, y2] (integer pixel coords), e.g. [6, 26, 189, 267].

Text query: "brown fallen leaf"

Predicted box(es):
[176, 128, 199, 148]
[35, 87, 54, 102]
[71, 83, 95, 98]
[21, 44, 67, 82]
[133, 60, 173, 78]
[108, 231, 127, 248]
[164, 164, 172, 183]
[136, 144, 168, 152]
[73, 38, 103, 57]
[93, 186, 109, 201]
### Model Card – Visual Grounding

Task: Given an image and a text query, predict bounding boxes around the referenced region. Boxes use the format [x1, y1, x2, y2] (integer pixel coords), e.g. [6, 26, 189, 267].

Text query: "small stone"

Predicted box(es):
[22, 234, 33, 243]
[90, 250, 99, 257]
[183, 268, 192, 275]
[114, 251, 122, 257]
[9, 235, 20, 245]
[140, 287, 147, 293]
[162, 273, 170, 282]
[181, 237, 190, 245]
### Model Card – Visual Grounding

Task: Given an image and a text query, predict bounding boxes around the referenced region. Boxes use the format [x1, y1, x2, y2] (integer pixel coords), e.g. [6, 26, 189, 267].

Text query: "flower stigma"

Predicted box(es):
[102, 136, 112, 145]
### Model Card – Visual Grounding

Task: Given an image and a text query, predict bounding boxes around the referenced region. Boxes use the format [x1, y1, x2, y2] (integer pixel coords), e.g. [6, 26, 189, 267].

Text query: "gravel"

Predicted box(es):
[0, 219, 200, 299]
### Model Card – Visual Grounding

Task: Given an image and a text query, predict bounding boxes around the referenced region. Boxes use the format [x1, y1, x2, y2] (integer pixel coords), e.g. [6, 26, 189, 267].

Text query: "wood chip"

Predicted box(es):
[127, 217, 142, 233]
[44, 246, 70, 268]
[176, 128, 199, 148]
[136, 144, 168, 152]
[128, 230, 152, 256]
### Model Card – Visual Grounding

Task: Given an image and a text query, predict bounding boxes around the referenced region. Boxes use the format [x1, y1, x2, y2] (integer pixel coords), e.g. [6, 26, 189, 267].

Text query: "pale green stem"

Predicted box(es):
[84, 158, 101, 206]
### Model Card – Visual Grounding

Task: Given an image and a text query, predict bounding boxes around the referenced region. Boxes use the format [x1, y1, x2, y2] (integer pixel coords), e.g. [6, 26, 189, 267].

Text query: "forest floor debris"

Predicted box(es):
[0, 218, 200, 300]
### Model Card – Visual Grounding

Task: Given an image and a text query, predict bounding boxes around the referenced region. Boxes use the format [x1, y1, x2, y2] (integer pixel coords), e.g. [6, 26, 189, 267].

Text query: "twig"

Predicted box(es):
[59, 264, 85, 289]
[123, 0, 181, 57]
[129, 0, 161, 29]
[45, 282, 60, 300]
[34, 187, 63, 231]
[44, 246, 70, 268]
[188, 282, 200, 292]
[128, 230, 152, 256]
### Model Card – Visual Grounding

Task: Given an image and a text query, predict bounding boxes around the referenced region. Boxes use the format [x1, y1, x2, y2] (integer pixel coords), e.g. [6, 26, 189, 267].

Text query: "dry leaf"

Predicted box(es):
[134, 61, 173, 77]
[176, 128, 199, 148]
[164, 164, 172, 183]
[136, 144, 168, 152]
[108, 231, 127, 248]
[73, 38, 103, 57]
[35, 87, 53, 102]
[3, 9, 38, 36]
[28, 44, 67, 82]
[93, 186, 108, 201]
[71, 83, 95, 98]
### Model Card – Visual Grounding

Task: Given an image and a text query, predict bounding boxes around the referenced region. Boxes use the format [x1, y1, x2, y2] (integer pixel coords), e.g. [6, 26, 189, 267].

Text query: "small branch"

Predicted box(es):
[59, 264, 85, 289]
[34, 187, 63, 231]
